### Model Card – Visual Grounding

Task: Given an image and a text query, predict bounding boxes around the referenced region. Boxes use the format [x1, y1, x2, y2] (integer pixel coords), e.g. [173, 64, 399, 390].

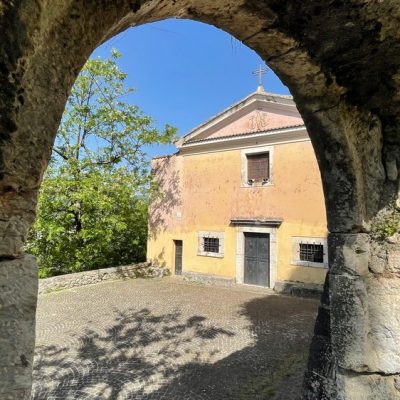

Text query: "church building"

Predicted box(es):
[147, 82, 328, 291]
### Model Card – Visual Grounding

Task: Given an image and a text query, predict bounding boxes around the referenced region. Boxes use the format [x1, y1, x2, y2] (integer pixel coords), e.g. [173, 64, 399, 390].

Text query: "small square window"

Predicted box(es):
[299, 243, 324, 263]
[291, 236, 328, 268]
[203, 237, 220, 253]
[198, 232, 224, 258]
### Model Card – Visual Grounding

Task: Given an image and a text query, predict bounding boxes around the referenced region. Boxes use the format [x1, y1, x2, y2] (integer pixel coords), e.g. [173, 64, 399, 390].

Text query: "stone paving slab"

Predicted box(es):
[32, 277, 319, 400]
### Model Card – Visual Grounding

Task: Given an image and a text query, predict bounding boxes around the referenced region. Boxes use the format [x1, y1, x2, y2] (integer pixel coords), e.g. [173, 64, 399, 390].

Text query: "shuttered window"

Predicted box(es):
[247, 153, 270, 182]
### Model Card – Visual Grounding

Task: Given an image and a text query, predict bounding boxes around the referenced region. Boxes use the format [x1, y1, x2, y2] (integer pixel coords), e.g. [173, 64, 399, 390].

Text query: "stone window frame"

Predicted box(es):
[241, 145, 274, 188]
[198, 231, 224, 258]
[291, 236, 328, 268]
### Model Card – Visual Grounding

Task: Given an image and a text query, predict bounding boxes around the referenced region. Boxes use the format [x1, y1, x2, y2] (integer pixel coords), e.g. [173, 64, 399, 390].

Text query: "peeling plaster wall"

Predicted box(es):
[148, 140, 328, 285]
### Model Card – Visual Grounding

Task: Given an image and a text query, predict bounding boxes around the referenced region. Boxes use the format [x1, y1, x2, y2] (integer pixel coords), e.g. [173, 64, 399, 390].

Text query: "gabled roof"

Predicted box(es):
[176, 89, 302, 148]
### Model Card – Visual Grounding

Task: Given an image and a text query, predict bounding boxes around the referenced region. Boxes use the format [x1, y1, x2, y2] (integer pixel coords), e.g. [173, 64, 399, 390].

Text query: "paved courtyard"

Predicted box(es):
[32, 277, 319, 400]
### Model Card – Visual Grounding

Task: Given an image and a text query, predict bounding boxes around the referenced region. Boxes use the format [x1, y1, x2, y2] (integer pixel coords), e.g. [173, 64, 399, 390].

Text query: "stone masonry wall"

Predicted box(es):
[38, 263, 169, 294]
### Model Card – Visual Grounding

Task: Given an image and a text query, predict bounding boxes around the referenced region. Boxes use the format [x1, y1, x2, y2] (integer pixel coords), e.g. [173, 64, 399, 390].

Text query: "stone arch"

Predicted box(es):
[1, 1, 400, 399]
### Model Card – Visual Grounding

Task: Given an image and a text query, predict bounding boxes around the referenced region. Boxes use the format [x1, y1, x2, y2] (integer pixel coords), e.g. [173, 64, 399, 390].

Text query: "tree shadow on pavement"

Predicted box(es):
[141, 295, 318, 400]
[32, 295, 318, 400]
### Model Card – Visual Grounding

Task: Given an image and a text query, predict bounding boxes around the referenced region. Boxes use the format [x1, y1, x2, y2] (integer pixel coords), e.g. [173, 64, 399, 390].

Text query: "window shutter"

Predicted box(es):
[247, 153, 269, 182]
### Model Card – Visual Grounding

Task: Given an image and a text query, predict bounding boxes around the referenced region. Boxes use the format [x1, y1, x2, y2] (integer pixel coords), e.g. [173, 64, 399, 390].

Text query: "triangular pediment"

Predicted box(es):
[177, 91, 304, 147]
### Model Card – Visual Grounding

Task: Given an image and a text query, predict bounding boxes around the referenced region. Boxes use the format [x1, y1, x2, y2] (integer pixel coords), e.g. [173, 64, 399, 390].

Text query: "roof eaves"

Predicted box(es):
[183, 124, 305, 145]
[151, 151, 180, 160]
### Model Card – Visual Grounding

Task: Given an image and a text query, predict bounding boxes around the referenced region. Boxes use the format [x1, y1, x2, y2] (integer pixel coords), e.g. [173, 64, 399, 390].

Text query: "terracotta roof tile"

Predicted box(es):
[183, 123, 305, 145]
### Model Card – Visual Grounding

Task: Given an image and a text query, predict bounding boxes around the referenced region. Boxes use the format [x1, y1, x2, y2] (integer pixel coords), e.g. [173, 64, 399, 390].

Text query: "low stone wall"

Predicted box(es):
[182, 271, 235, 286]
[182, 272, 322, 298]
[38, 262, 169, 294]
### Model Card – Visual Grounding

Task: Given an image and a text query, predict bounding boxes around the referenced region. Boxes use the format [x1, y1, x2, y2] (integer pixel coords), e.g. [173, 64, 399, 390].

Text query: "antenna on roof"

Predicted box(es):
[252, 64, 268, 93]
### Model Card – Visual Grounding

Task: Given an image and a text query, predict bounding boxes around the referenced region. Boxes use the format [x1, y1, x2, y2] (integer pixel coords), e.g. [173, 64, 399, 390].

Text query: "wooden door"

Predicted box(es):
[174, 240, 183, 275]
[244, 233, 270, 286]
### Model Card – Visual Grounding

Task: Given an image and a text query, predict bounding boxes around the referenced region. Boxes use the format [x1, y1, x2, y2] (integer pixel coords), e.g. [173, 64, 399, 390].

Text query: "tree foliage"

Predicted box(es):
[27, 50, 176, 277]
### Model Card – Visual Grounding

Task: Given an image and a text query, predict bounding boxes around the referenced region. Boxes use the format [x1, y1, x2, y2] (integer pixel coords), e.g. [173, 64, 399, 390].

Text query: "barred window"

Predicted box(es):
[247, 153, 270, 183]
[203, 237, 220, 253]
[299, 243, 324, 263]
[198, 232, 224, 258]
[291, 237, 327, 268]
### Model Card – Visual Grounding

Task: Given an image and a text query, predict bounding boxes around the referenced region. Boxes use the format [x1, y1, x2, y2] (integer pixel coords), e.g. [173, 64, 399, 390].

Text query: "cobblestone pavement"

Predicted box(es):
[32, 277, 319, 400]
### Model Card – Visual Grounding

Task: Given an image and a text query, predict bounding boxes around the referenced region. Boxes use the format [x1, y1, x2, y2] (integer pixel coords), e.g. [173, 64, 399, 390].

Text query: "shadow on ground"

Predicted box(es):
[32, 295, 317, 400]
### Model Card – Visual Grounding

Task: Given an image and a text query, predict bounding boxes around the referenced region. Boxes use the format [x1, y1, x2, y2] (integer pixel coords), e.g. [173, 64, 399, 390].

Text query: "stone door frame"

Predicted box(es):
[235, 226, 278, 289]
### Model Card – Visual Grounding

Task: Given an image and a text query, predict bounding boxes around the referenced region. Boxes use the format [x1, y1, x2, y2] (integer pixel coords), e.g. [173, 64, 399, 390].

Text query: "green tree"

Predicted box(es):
[27, 50, 176, 278]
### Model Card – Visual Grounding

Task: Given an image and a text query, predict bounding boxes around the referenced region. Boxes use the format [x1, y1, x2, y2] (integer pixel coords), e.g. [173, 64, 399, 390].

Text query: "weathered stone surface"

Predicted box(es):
[1, 389, 32, 400]
[366, 276, 400, 374]
[38, 262, 169, 294]
[386, 159, 398, 181]
[0, 255, 38, 399]
[330, 235, 400, 375]
[310, 233, 400, 397]
[329, 233, 370, 277]
[0, 191, 37, 256]
[338, 371, 400, 400]
[182, 271, 235, 287]
[387, 233, 400, 245]
[369, 242, 388, 274]
[330, 272, 368, 372]
[397, 185, 400, 209]
[303, 274, 338, 400]
[0, 217, 31, 256]
[387, 245, 400, 273]
[298, 104, 386, 233]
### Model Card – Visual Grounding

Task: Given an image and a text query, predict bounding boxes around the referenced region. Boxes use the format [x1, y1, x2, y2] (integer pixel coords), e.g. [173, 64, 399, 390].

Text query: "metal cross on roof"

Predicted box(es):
[252, 64, 268, 89]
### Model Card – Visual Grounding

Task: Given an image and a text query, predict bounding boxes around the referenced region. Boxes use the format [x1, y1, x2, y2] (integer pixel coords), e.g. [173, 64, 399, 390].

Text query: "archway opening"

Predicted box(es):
[30, 18, 326, 399]
[3, 2, 398, 399]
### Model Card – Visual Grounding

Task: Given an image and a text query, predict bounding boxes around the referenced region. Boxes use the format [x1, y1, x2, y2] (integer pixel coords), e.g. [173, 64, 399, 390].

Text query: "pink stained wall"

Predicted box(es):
[199, 108, 303, 140]
[180, 141, 325, 227]
[148, 140, 326, 233]
[148, 155, 183, 238]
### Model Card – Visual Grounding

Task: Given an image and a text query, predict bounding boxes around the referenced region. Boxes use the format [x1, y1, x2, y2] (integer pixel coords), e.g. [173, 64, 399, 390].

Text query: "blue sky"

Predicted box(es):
[91, 19, 290, 158]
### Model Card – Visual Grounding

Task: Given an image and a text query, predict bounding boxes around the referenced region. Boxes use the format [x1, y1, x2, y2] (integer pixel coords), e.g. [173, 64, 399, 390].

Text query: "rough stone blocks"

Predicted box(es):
[329, 233, 400, 375]
[338, 371, 400, 399]
[0, 255, 38, 400]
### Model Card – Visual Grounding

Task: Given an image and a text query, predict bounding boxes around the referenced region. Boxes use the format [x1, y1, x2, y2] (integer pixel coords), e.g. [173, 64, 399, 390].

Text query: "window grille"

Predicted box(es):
[247, 153, 270, 183]
[299, 243, 324, 263]
[203, 237, 220, 253]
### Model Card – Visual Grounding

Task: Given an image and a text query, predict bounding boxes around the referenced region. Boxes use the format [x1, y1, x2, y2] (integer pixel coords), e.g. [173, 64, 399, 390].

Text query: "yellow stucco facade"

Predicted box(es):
[147, 90, 328, 288]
